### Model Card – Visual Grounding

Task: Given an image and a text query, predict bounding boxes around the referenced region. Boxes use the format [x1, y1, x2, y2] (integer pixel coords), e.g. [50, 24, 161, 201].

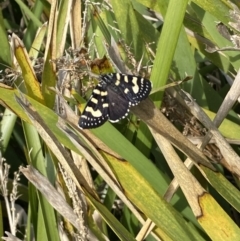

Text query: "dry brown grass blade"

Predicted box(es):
[131, 98, 214, 170]
[20, 165, 99, 241]
[70, 151, 95, 189]
[20, 165, 80, 229]
[183, 90, 240, 178]
[200, 69, 240, 148]
[163, 158, 194, 202]
[57, 0, 72, 57]
[151, 129, 206, 216]
[136, 219, 157, 241]
[70, 0, 82, 48]
[211, 69, 240, 127]
[44, 0, 57, 62]
[2, 231, 22, 241]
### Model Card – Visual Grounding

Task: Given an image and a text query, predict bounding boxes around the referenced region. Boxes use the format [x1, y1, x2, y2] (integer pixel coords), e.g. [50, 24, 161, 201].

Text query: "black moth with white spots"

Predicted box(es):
[79, 73, 152, 129]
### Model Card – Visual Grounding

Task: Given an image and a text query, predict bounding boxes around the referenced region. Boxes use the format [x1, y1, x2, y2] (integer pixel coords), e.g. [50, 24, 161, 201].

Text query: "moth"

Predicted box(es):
[79, 73, 152, 129]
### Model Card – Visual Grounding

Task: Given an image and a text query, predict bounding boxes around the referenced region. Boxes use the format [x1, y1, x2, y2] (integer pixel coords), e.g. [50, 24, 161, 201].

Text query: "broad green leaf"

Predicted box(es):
[150, 0, 189, 105]
[198, 193, 240, 241]
[102, 152, 205, 241]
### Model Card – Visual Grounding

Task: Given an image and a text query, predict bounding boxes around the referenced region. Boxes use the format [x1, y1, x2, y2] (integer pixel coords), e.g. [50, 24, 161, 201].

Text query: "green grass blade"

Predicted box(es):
[150, 0, 189, 106]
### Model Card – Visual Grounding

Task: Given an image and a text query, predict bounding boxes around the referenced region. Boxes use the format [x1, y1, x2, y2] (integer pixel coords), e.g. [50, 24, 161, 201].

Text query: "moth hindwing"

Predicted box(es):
[79, 73, 152, 129]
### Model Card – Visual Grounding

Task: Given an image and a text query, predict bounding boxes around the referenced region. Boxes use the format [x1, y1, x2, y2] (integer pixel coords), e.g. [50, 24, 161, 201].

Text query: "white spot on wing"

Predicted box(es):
[91, 98, 98, 104]
[85, 106, 102, 117]
[116, 73, 121, 80]
[132, 77, 139, 94]
[103, 103, 109, 108]
[93, 89, 100, 94]
[115, 79, 120, 86]
[101, 91, 108, 96]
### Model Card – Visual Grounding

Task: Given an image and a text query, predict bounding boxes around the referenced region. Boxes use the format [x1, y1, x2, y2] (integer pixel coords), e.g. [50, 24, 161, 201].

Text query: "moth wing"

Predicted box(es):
[79, 85, 109, 129]
[107, 87, 130, 122]
[101, 73, 152, 106]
